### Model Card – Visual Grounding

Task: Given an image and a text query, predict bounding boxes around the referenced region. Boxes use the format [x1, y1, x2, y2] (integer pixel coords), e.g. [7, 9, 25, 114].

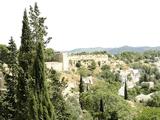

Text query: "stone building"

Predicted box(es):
[45, 52, 69, 71]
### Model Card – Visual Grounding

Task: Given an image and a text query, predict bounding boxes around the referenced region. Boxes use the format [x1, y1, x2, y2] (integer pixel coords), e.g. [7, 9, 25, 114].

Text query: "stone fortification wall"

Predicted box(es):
[68, 54, 108, 61]
[46, 53, 109, 71]
[68, 54, 108, 70]
[62, 53, 69, 71]
[0, 72, 4, 90]
[45, 62, 63, 71]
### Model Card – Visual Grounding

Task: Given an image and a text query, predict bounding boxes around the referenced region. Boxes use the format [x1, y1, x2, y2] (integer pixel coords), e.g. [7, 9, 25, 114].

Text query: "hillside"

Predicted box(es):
[69, 46, 160, 54]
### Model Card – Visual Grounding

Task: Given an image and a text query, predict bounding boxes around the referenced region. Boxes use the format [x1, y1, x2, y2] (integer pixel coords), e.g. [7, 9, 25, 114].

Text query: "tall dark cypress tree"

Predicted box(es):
[100, 98, 104, 113]
[16, 9, 33, 120]
[124, 80, 128, 100]
[33, 41, 56, 120]
[2, 37, 18, 119]
[99, 98, 104, 120]
[79, 75, 85, 93]
[79, 75, 85, 109]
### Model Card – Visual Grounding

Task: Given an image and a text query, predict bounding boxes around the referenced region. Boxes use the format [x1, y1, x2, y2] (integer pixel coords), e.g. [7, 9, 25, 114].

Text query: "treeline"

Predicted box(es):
[0, 44, 55, 63]
[116, 51, 160, 64]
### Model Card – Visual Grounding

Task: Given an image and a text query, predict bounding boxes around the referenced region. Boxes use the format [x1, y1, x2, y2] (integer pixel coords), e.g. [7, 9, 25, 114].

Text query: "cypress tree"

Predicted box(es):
[124, 80, 128, 100]
[99, 98, 104, 120]
[18, 9, 34, 71]
[33, 41, 56, 120]
[79, 75, 85, 93]
[2, 37, 18, 119]
[16, 9, 33, 120]
[79, 75, 85, 109]
[100, 98, 104, 113]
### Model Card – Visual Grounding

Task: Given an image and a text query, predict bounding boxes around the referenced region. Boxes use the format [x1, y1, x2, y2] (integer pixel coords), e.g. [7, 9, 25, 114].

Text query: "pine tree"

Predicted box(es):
[124, 80, 128, 100]
[2, 37, 18, 119]
[16, 9, 33, 120]
[29, 2, 51, 45]
[7, 37, 18, 68]
[33, 41, 56, 120]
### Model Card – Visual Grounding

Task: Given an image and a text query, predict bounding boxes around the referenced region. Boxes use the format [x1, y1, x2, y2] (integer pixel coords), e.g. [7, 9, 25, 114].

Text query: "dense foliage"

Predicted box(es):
[80, 80, 133, 120]
[0, 44, 8, 64]
[44, 48, 55, 62]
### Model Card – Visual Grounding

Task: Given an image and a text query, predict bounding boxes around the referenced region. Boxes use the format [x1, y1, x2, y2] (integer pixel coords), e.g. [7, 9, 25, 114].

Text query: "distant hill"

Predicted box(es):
[69, 46, 160, 54]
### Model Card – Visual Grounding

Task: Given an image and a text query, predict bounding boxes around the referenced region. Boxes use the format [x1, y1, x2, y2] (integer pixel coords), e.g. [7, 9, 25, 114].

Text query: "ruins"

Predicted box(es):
[45, 52, 109, 71]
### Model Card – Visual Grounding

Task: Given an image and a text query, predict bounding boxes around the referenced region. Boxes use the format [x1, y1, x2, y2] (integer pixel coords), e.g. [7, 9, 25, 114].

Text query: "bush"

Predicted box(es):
[135, 107, 160, 120]
[147, 92, 160, 107]
[128, 86, 141, 100]
[65, 96, 82, 120]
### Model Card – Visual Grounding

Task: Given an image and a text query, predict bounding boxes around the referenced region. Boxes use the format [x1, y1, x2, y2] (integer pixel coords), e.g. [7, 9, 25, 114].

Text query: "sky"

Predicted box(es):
[0, 0, 160, 51]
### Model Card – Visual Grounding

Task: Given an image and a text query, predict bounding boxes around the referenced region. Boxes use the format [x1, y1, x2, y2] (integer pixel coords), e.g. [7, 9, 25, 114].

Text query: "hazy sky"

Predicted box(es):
[0, 0, 160, 51]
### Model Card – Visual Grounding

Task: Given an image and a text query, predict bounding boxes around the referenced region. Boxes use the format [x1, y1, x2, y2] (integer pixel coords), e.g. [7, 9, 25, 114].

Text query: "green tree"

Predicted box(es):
[0, 44, 8, 64]
[49, 69, 70, 120]
[7, 37, 18, 68]
[79, 75, 85, 109]
[124, 80, 128, 100]
[76, 61, 81, 68]
[79, 75, 85, 93]
[16, 9, 33, 120]
[44, 48, 55, 62]
[78, 66, 89, 77]
[99, 98, 105, 120]
[33, 41, 56, 120]
[100, 65, 120, 83]
[29, 2, 51, 45]
[2, 37, 18, 120]
[80, 80, 132, 120]
[88, 60, 96, 71]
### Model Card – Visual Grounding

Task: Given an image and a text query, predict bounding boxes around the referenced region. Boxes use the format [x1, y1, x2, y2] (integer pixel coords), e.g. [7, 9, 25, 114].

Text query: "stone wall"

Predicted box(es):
[46, 52, 109, 71]
[62, 53, 69, 71]
[68, 54, 108, 71]
[45, 62, 63, 71]
[0, 72, 4, 90]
